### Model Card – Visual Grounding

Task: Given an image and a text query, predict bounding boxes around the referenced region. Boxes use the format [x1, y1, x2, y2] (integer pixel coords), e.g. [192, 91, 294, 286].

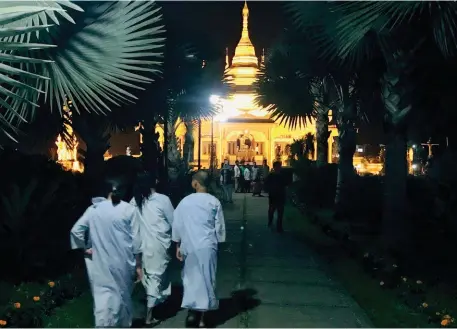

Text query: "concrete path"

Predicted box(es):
[146, 193, 372, 328]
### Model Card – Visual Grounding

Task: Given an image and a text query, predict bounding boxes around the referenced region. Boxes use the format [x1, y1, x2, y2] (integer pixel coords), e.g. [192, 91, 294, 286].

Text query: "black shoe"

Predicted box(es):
[198, 313, 207, 328]
[186, 310, 201, 328]
[145, 307, 161, 327]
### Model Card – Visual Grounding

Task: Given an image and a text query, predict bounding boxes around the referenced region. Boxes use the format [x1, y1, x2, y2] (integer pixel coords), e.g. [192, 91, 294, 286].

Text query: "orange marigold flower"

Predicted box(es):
[422, 302, 428, 308]
[13, 302, 20, 309]
[48, 281, 55, 288]
[33, 296, 40, 302]
[441, 319, 450, 327]
[0, 320, 7, 326]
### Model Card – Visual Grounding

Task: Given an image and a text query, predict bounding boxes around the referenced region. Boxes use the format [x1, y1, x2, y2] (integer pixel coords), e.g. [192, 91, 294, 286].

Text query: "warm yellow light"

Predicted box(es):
[210, 94, 220, 105]
[55, 99, 83, 173]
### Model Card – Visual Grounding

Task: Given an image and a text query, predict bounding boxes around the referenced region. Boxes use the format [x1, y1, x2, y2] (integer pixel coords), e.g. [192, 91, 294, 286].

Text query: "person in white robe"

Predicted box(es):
[69, 196, 106, 296]
[131, 172, 174, 325]
[70, 178, 142, 328]
[172, 170, 226, 328]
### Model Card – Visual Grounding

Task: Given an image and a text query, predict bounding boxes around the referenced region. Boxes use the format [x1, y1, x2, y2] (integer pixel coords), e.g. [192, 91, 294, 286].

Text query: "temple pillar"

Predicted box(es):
[327, 136, 333, 164]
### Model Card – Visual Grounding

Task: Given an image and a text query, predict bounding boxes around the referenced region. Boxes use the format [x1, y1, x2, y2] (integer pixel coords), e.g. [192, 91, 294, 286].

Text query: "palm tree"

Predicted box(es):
[254, 33, 323, 163]
[0, 1, 165, 144]
[287, 1, 457, 250]
[164, 57, 227, 181]
[255, 29, 362, 212]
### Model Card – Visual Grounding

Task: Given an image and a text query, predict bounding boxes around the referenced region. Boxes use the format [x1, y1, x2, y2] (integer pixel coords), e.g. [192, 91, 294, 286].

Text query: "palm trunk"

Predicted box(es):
[167, 121, 181, 182]
[334, 118, 357, 213]
[183, 121, 194, 168]
[334, 82, 357, 214]
[382, 130, 408, 251]
[380, 52, 413, 253]
[315, 107, 329, 167]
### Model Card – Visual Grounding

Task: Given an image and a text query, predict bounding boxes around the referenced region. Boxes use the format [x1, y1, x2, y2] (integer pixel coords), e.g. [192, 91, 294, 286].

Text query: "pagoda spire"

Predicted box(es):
[231, 1, 258, 67]
[242, 1, 249, 39]
[225, 47, 229, 69]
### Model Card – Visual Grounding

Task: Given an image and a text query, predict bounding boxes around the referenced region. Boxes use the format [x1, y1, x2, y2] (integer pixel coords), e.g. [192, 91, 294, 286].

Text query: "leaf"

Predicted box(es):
[41, 1, 165, 115]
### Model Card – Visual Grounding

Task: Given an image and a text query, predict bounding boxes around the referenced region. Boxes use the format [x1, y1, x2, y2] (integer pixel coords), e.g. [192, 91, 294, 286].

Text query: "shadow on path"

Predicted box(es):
[206, 288, 261, 328]
[132, 286, 261, 328]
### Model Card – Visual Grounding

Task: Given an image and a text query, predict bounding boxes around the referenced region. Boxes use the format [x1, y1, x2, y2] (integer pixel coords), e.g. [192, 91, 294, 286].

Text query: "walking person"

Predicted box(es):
[130, 172, 174, 326]
[265, 161, 287, 233]
[234, 160, 241, 193]
[220, 159, 234, 203]
[243, 164, 251, 193]
[70, 177, 142, 328]
[172, 171, 226, 328]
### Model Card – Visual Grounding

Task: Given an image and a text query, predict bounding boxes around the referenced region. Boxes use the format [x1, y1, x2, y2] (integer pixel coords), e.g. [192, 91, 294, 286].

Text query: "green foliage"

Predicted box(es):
[0, 150, 88, 282]
[292, 157, 337, 208]
[0, 272, 87, 328]
[0, 1, 166, 142]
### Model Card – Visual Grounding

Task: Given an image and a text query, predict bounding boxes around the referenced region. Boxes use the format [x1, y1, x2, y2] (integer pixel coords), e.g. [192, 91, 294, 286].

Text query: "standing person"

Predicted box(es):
[172, 170, 226, 328]
[234, 160, 241, 193]
[239, 161, 246, 193]
[265, 161, 287, 233]
[131, 172, 174, 326]
[243, 164, 251, 193]
[251, 162, 263, 197]
[220, 159, 234, 203]
[261, 159, 270, 193]
[70, 178, 142, 328]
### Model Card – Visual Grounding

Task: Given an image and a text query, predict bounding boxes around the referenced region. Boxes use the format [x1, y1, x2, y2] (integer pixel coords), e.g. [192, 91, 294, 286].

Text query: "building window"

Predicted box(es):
[202, 142, 216, 155]
[227, 141, 237, 155]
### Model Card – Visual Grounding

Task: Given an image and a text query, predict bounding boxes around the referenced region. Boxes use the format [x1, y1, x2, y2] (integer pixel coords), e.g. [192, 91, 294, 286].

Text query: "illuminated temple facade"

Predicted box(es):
[180, 1, 337, 168]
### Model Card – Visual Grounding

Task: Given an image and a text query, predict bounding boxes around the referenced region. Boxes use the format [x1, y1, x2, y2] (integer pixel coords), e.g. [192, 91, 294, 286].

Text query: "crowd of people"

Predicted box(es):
[219, 159, 287, 233]
[70, 170, 226, 328]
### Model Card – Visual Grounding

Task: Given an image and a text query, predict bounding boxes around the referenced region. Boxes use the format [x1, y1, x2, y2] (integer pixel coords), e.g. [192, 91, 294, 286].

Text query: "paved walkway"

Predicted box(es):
[141, 193, 372, 328]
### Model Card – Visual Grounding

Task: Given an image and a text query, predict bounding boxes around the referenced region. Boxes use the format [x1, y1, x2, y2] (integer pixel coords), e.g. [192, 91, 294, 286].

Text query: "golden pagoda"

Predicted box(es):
[55, 97, 83, 172]
[156, 1, 340, 168]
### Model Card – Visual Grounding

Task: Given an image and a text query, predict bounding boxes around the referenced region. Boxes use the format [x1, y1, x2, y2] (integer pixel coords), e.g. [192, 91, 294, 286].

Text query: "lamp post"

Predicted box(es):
[197, 118, 201, 170]
[209, 95, 221, 177]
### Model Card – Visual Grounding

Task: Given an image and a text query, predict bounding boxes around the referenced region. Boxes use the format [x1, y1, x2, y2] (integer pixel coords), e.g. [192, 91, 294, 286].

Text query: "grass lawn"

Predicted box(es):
[43, 293, 93, 328]
[283, 202, 434, 328]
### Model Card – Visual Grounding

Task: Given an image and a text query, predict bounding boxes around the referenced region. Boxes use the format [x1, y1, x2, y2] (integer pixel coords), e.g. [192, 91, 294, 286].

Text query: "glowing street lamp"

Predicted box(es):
[209, 95, 221, 176]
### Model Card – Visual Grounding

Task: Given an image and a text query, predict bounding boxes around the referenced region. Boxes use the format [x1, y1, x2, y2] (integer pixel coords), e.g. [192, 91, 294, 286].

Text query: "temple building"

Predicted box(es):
[184, 1, 338, 168]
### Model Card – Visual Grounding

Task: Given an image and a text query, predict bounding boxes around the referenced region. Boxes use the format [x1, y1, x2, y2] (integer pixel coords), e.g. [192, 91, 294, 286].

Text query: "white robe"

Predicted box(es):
[172, 193, 226, 311]
[130, 193, 174, 308]
[70, 199, 141, 328]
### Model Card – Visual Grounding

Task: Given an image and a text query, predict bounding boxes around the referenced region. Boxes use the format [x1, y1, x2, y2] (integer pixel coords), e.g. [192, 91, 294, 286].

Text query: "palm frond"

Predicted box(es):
[42, 1, 165, 115]
[255, 36, 316, 130]
[0, 5, 61, 141]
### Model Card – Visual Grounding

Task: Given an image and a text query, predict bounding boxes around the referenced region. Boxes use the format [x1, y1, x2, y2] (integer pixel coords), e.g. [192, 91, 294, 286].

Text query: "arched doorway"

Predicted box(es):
[225, 130, 267, 163]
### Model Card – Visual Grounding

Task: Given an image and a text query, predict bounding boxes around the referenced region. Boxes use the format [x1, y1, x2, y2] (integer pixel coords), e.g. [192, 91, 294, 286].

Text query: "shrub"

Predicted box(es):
[291, 157, 337, 208]
[0, 272, 87, 328]
[0, 151, 88, 283]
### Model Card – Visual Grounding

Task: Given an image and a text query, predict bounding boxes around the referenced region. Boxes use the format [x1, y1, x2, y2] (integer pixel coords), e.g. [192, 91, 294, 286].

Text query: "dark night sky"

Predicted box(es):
[159, 1, 286, 58]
